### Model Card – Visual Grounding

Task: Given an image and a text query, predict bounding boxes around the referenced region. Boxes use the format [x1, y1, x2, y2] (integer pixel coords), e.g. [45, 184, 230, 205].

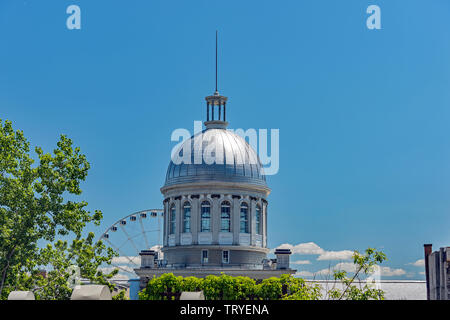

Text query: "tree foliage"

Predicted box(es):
[0, 119, 120, 299]
[280, 276, 322, 300]
[325, 248, 387, 300]
[139, 248, 387, 301]
[138, 273, 322, 300]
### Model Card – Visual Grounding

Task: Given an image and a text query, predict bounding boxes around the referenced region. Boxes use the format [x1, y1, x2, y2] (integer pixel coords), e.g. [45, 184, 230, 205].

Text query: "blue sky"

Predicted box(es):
[1, 0, 450, 279]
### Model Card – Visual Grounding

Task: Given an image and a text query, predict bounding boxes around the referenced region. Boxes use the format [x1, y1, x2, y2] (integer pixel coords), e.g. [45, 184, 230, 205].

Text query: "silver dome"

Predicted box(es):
[164, 128, 267, 187]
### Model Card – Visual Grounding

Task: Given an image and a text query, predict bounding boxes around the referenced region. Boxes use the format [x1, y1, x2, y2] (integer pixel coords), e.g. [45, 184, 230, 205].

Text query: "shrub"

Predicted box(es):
[139, 273, 182, 300]
[180, 276, 202, 292]
[256, 277, 283, 300]
[139, 273, 320, 300]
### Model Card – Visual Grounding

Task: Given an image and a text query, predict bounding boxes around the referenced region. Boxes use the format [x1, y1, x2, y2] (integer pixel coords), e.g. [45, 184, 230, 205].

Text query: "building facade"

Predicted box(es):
[135, 86, 295, 287]
[424, 244, 450, 300]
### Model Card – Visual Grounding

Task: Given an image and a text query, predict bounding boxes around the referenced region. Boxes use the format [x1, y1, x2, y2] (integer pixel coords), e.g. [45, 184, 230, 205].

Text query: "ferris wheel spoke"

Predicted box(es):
[119, 224, 140, 256]
[114, 264, 138, 275]
[100, 208, 163, 277]
[104, 238, 138, 266]
[138, 215, 151, 250]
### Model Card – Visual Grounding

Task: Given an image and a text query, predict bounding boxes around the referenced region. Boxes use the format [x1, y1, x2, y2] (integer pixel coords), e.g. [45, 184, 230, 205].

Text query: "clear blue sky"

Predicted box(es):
[1, 0, 449, 279]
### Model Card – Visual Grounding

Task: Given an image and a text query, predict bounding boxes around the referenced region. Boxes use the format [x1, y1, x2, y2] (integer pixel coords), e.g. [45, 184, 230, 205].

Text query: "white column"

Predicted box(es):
[263, 202, 267, 248]
[175, 197, 182, 245]
[211, 195, 220, 244]
[250, 198, 256, 246]
[191, 196, 199, 244]
[232, 197, 240, 245]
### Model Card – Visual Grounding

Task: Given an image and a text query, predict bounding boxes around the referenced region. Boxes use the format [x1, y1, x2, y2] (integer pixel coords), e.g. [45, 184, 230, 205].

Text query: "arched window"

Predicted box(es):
[240, 203, 249, 233]
[169, 204, 176, 235]
[255, 205, 261, 235]
[221, 201, 231, 232]
[183, 202, 191, 233]
[201, 201, 211, 232]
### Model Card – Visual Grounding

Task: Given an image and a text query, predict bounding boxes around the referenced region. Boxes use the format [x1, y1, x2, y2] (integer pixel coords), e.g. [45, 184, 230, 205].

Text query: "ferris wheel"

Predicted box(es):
[100, 209, 164, 278]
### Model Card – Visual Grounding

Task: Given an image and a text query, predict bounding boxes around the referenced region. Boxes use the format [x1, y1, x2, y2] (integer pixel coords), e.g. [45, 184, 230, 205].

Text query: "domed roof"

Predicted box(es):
[163, 127, 267, 188]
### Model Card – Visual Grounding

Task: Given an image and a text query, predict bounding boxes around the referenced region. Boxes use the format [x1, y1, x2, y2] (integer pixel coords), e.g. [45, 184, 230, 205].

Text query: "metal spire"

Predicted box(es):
[215, 30, 218, 92]
[205, 30, 228, 127]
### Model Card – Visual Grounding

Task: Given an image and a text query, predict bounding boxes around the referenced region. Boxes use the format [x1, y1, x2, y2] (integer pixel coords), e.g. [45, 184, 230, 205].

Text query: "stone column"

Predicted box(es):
[211, 195, 220, 244]
[223, 102, 226, 121]
[199, 194, 206, 235]
[191, 196, 199, 244]
[232, 196, 240, 245]
[263, 202, 267, 248]
[175, 197, 182, 245]
[250, 197, 256, 246]
[223, 194, 232, 232]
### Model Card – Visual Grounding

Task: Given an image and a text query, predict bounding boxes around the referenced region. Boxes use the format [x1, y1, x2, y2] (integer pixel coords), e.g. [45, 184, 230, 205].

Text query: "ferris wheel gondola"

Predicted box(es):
[100, 209, 164, 277]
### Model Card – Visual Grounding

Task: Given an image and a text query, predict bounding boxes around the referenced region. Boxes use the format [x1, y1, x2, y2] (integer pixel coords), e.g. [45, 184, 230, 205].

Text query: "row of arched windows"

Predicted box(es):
[168, 201, 262, 235]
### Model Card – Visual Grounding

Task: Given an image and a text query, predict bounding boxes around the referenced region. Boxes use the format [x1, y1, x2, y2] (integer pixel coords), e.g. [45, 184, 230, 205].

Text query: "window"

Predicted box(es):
[220, 201, 231, 232]
[255, 205, 261, 235]
[222, 250, 229, 264]
[201, 201, 211, 232]
[240, 203, 249, 233]
[202, 250, 208, 264]
[169, 204, 176, 235]
[183, 202, 191, 233]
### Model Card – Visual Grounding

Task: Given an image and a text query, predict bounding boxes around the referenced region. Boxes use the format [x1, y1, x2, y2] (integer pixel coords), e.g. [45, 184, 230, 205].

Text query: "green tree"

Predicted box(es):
[180, 276, 203, 292]
[139, 273, 322, 300]
[22, 233, 118, 300]
[0, 119, 118, 299]
[279, 274, 321, 300]
[326, 248, 387, 300]
[139, 249, 386, 301]
[139, 273, 183, 300]
[256, 277, 282, 300]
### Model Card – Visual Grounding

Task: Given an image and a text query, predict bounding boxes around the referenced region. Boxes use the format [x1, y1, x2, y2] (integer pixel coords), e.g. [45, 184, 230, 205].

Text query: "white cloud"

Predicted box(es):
[295, 271, 314, 277]
[334, 262, 359, 273]
[276, 242, 325, 255]
[313, 263, 357, 277]
[111, 256, 141, 265]
[275, 242, 408, 279]
[408, 259, 425, 267]
[378, 266, 406, 277]
[275, 242, 354, 261]
[291, 260, 311, 265]
[317, 250, 354, 261]
[311, 263, 406, 279]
